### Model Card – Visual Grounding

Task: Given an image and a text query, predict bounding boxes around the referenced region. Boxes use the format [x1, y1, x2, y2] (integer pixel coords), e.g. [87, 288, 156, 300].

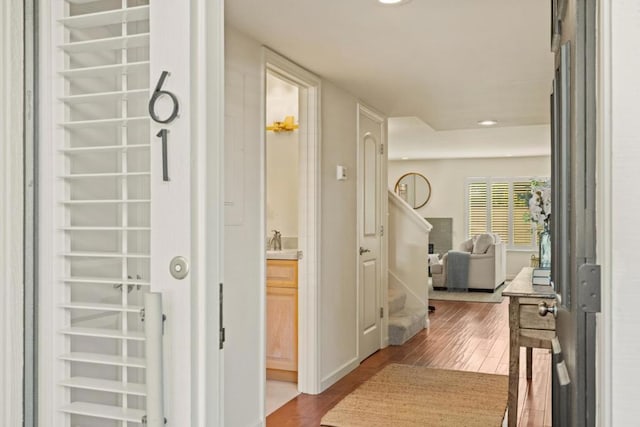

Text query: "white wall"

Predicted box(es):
[601, 0, 640, 424]
[266, 130, 299, 241]
[319, 81, 360, 388]
[388, 191, 431, 313]
[266, 75, 299, 241]
[224, 26, 365, 425]
[389, 156, 550, 278]
[224, 27, 264, 427]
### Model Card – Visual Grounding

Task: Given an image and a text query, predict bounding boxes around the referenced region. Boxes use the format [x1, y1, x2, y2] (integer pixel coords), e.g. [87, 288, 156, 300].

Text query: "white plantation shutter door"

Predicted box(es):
[48, 0, 160, 425]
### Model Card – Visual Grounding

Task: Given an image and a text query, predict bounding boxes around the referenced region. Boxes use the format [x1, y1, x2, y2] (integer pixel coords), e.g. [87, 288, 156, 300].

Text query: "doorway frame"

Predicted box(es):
[356, 103, 388, 354]
[262, 48, 322, 395]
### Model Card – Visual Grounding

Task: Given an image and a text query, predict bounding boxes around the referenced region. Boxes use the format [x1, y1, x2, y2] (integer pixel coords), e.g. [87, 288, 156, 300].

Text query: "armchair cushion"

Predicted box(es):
[459, 238, 474, 253]
[472, 233, 494, 254]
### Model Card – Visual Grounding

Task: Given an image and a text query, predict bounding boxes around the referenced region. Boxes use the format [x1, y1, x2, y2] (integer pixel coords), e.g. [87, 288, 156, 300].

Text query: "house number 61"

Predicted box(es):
[149, 71, 179, 182]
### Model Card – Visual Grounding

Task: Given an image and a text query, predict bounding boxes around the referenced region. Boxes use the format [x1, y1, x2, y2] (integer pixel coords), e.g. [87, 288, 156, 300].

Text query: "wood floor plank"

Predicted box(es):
[267, 299, 551, 426]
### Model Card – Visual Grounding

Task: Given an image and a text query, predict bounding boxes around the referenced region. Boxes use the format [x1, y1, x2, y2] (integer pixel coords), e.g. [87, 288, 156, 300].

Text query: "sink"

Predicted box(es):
[266, 249, 299, 260]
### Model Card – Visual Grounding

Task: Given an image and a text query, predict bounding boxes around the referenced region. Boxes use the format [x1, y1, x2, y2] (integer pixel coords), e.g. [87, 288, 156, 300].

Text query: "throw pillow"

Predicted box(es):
[472, 233, 493, 254]
[460, 238, 474, 252]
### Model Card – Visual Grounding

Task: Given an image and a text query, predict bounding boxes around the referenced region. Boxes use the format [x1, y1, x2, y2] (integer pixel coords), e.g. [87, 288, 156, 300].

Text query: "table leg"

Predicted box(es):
[508, 300, 519, 427]
[526, 347, 533, 380]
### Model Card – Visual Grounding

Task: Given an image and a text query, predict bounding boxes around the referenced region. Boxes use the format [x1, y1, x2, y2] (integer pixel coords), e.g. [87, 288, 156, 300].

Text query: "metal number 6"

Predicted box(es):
[148, 71, 179, 124]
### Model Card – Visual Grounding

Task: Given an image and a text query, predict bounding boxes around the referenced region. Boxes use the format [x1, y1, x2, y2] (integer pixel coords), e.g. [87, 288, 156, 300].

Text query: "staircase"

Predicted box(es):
[387, 190, 432, 346]
[388, 283, 428, 345]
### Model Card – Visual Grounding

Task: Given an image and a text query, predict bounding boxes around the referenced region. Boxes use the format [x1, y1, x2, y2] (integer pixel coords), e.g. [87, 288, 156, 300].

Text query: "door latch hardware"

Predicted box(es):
[141, 415, 167, 425]
[359, 247, 371, 255]
[219, 283, 226, 349]
[380, 307, 384, 318]
[169, 256, 189, 280]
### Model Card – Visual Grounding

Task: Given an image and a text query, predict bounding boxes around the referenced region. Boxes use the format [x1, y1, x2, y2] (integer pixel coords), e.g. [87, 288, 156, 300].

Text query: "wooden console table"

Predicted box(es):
[502, 267, 557, 427]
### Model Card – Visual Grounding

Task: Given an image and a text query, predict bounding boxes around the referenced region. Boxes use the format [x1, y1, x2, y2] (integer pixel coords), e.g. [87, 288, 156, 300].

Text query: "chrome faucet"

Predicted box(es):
[269, 230, 282, 251]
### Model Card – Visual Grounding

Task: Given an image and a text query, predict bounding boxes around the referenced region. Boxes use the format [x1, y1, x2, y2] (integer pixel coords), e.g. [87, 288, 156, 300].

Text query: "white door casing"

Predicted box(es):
[357, 104, 385, 361]
[265, 50, 322, 396]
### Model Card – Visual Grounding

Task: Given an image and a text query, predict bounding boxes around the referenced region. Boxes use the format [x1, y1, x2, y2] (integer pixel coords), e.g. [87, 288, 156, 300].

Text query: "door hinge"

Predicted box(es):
[379, 225, 384, 237]
[578, 264, 601, 313]
[219, 283, 226, 349]
[379, 144, 384, 155]
[380, 307, 384, 318]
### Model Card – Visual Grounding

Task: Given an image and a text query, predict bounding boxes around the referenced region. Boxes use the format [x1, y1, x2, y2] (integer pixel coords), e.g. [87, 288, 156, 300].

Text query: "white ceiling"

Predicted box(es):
[226, 0, 553, 157]
[388, 117, 550, 160]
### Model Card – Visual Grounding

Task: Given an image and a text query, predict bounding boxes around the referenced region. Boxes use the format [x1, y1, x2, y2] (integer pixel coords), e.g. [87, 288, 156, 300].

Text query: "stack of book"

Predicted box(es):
[532, 268, 551, 286]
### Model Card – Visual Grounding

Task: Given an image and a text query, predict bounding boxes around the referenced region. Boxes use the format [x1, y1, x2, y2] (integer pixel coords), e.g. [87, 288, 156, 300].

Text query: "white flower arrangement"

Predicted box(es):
[528, 180, 551, 230]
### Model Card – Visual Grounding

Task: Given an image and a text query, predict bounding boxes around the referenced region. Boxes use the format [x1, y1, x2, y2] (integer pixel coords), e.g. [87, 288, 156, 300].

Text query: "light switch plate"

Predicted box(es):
[336, 165, 347, 181]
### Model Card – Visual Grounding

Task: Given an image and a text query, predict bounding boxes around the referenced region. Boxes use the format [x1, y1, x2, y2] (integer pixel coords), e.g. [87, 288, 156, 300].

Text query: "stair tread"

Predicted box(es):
[389, 307, 428, 346]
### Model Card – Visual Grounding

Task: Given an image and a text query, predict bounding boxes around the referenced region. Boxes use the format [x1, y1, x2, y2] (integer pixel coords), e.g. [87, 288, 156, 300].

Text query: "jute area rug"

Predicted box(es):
[428, 281, 507, 303]
[321, 364, 508, 427]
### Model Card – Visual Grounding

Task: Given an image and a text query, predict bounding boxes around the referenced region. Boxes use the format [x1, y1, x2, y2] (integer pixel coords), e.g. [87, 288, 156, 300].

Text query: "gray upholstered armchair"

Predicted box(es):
[431, 233, 507, 291]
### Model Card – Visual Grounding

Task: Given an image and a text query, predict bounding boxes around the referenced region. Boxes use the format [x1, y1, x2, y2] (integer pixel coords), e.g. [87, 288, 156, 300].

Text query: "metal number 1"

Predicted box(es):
[156, 129, 169, 182]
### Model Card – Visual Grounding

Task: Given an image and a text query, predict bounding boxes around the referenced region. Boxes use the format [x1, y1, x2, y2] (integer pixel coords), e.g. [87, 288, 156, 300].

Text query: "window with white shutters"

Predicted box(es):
[54, 0, 152, 424]
[467, 182, 488, 238]
[466, 178, 547, 249]
[490, 182, 509, 243]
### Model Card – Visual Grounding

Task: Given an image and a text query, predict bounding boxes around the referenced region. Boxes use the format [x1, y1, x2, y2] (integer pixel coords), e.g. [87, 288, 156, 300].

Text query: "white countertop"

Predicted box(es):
[266, 249, 299, 260]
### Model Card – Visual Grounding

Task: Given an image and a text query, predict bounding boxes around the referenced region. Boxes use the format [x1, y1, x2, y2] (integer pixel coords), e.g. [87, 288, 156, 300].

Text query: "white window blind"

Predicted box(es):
[53, 0, 151, 425]
[466, 178, 547, 248]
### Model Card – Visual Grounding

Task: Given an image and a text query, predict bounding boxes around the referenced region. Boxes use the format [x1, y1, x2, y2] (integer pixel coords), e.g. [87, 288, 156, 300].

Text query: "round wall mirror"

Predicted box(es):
[394, 172, 432, 209]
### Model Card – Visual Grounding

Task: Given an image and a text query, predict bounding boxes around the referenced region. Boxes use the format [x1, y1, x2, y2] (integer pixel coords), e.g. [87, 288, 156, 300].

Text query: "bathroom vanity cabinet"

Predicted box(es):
[266, 259, 298, 382]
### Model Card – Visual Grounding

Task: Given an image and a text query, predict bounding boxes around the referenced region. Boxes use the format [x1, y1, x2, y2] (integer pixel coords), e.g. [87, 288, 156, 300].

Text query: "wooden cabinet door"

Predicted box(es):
[266, 259, 298, 288]
[266, 286, 298, 373]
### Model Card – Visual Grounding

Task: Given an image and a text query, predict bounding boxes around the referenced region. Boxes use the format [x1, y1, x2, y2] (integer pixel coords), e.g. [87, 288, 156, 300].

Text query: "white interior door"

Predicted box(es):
[357, 105, 384, 361]
[38, 0, 222, 425]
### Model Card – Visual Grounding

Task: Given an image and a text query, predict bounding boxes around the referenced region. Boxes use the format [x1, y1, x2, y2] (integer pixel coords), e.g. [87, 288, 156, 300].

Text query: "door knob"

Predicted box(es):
[359, 247, 371, 255]
[538, 301, 557, 317]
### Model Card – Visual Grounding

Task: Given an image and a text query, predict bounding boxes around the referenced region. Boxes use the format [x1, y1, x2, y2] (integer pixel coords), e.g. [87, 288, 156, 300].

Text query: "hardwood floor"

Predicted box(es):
[267, 298, 552, 427]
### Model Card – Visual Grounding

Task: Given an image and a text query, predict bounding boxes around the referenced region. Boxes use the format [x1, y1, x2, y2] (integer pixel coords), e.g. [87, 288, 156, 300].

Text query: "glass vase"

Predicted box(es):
[539, 227, 551, 268]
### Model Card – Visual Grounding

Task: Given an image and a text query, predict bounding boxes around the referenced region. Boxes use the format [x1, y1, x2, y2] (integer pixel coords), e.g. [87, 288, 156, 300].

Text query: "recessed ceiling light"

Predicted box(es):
[478, 120, 498, 126]
[378, 0, 410, 5]
[401, 157, 410, 160]
[505, 154, 513, 157]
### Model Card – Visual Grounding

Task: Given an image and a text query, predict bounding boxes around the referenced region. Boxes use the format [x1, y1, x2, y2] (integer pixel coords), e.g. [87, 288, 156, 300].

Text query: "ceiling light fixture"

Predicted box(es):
[401, 157, 410, 160]
[378, 0, 410, 5]
[478, 120, 498, 126]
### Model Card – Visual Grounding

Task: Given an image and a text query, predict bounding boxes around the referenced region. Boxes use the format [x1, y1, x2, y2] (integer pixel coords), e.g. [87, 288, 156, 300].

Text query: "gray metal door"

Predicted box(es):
[550, 0, 599, 426]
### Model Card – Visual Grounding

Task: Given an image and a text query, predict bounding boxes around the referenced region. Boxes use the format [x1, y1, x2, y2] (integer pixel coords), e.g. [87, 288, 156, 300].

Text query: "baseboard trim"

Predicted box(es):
[267, 368, 297, 383]
[320, 356, 359, 392]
